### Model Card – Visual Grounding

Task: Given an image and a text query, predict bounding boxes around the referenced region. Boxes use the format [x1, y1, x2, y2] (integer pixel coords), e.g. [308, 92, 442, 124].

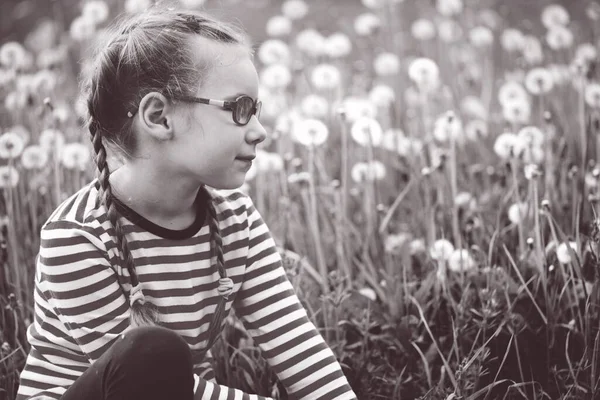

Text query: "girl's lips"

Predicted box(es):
[235, 158, 253, 169]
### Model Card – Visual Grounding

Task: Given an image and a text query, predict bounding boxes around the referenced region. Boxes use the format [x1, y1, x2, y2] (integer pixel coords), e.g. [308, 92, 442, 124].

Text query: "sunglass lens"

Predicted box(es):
[235, 96, 255, 125]
[255, 101, 262, 120]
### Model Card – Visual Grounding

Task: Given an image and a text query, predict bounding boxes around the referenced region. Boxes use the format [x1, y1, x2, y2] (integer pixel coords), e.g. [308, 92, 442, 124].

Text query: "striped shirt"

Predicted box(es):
[16, 180, 357, 400]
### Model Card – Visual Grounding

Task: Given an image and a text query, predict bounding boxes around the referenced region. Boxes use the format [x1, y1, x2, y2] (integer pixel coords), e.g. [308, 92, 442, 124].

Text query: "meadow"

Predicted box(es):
[2, 0, 600, 398]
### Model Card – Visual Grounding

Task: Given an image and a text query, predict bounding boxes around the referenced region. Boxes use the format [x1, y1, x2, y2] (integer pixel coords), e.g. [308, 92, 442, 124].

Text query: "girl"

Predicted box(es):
[16, 5, 357, 400]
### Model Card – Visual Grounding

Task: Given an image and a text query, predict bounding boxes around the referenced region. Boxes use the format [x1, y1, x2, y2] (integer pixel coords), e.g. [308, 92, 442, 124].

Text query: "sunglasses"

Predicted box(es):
[127, 95, 262, 126]
[174, 94, 262, 126]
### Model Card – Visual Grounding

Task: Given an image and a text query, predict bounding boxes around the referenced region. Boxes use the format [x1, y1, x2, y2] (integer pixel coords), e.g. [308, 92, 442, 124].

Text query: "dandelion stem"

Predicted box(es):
[449, 134, 462, 250]
[307, 144, 329, 295]
[339, 117, 349, 236]
[510, 159, 525, 255]
[333, 187, 351, 287]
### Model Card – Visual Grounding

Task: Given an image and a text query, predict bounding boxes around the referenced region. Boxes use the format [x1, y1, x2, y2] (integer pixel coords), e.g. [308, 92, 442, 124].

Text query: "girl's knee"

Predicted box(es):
[119, 326, 192, 367]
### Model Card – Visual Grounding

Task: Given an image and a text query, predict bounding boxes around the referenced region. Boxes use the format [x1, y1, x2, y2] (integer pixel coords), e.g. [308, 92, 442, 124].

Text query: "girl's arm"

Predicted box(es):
[233, 196, 358, 400]
[17, 221, 129, 399]
[19, 221, 276, 400]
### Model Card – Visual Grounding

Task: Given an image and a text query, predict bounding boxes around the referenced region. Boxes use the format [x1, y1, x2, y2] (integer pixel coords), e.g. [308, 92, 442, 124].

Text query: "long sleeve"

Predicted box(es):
[233, 197, 357, 400]
[19, 219, 274, 400]
[17, 221, 129, 399]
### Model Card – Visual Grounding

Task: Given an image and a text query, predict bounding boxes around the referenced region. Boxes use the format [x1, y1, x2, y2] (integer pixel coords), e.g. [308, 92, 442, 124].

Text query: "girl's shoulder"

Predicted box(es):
[43, 179, 105, 231]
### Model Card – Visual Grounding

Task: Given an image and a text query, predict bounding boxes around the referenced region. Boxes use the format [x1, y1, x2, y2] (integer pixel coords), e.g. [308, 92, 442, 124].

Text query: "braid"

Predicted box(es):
[203, 189, 233, 349]
[88, 114, 160, 328]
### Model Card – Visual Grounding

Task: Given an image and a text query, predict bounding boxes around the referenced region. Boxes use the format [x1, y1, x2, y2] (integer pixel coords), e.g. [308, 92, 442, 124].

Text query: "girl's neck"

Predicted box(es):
[108, 164, 201, 228]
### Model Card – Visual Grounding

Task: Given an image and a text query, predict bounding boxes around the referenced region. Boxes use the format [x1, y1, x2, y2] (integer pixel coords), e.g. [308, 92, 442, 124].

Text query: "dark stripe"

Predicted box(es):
[293, 369, 347, 399]
[56, 194, 79, 220]
[242, 259, 279, 283]
[41, 273, 119, 301]
[314, 383, 354, 400]
[247, 314, 308, 344]
[221, 219, 248, 237]
[41, 234, 92, 248]
[40, 249, 106, 267]
[48, 285, 123, 315]
[236, 272, 288, 300]
[40, 263, 112, 284]
[25, 359, 86, 378]
[279, 349, 336, 382]
[74, 189, 91, 223]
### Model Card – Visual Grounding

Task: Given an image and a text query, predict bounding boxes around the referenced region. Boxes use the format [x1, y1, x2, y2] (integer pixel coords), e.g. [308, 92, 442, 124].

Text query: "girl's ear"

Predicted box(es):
[137, 92, 175, 141]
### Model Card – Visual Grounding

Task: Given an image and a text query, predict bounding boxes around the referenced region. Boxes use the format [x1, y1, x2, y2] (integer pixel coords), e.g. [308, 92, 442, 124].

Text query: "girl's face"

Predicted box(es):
[168, 37, 267, 190]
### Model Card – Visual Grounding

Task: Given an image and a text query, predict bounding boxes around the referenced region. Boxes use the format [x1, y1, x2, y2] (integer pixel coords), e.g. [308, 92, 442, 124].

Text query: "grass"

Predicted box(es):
[3, 0, 600, 399]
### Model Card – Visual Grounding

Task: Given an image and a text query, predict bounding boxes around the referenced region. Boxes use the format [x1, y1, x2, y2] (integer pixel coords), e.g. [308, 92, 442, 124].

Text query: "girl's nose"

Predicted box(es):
[246, 117, 267, 144]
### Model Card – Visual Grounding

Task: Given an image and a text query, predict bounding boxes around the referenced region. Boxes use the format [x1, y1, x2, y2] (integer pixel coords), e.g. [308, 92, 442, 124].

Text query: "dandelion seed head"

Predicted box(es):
[324, 33, 352, 58]
[354, 13, 381, 36]
[342, 97, 377, 123]
[433, 111, 463, 143]
[295, 29, 326, 58]
[524, 67, 554, 95]
[0, 41, 29, 70]
[0, 131, 25, 159]
[254, 150, 284, 173]
[436, 0, 463, 17]
[460, 96, 488, 120]
[350, 117, 383, 147]
[358, 287, 377, 301]
[437, 18, 463, 42]
[507, 202, 529, 224]
[469, 26, 494, 47]
[556, 241, 577, 264]
[260, 63, 292, 89]
[447, 249, 476, 272]
[502, 97, 531, 125]
[585, 82, 600, 108]
[291, 118, 329, 147]
[541, 199, 551, 209]
[39, 129, 66, 154]
[524, 163, 542, 180]
[411, 19, 436, 41]
[311, 63, 341, 90]
[409, 238, 426, 254]
[266, 15, 292, 37]
[384, 232, 412, 254]
[373, 52, 400, 76]
[464, 119, 488, 141]
[69, 15, 96, 42]
[369, 84, 395, 107]
[454, 191, 476, 209]
[430, 239, 455, 261]
[541, 4, 570, 29]
[282, 0, 309, 20]
[408, 57, 440, 91]
[523, 35, 544, 65]
[60, 142, 90, 171]
[21, 145, 48, 170]
[500, 28, 526, 53]
[82, 0, 110, 25]
[546, 25, 574, 51]
[498, 81, 529, 106]
[258, 39, 291, 66]
[300, 94, 329, 119]
[350, 161, 386, 183]
[576, 43, 598, 63]
[0, 166, 19, 188]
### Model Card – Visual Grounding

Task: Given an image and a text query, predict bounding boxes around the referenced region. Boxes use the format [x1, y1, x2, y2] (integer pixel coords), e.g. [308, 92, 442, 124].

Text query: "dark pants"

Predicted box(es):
[61, 326, 195, 400]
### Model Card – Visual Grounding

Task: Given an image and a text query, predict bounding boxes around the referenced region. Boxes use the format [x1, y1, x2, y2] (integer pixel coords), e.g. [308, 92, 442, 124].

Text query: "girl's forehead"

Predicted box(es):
[189, 37, 258, 96]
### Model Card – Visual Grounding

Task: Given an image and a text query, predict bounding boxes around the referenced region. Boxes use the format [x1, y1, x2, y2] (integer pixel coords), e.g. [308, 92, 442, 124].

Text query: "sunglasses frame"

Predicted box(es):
[173, 94, 262, 126]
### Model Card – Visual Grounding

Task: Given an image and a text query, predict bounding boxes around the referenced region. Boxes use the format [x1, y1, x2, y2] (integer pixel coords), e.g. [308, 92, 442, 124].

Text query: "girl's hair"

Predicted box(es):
[84, 5, 250, 327]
